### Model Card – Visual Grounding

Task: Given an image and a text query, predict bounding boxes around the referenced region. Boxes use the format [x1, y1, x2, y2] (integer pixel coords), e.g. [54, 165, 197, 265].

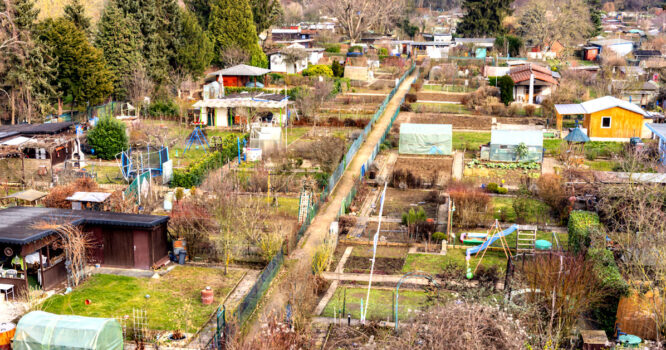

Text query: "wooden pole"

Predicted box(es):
[39, 248, 44, 288]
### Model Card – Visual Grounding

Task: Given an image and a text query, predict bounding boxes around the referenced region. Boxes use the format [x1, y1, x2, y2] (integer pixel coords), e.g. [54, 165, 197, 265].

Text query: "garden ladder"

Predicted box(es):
[516, 225, 537, 254]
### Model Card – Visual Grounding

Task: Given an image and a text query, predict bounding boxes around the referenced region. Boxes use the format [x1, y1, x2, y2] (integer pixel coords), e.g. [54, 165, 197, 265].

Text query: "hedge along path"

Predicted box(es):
[245, 72, 417, 339]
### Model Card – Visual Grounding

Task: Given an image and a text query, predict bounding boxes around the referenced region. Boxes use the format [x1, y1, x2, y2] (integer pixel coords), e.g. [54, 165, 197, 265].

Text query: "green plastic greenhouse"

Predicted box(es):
[399, 123, 452, 155]
[12, 311, 123, 350]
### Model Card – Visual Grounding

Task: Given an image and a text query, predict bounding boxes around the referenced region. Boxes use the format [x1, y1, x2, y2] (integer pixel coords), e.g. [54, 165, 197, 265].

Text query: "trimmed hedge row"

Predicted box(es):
[568, 210, 600, 254]
[170, 134, 246, 188]
[588, 248, 630, 333]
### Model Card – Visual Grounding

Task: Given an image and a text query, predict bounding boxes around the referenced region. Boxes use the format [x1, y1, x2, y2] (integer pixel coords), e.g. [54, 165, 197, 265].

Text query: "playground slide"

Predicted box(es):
[465, 225, 518, 257]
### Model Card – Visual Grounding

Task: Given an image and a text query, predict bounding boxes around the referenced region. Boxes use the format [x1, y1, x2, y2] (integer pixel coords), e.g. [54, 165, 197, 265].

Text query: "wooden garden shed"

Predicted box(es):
[555, 96, 648, 141]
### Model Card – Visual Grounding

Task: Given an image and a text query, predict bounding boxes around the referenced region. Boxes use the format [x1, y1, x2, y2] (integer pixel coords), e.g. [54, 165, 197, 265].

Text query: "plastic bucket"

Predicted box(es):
[178, 251, 186, 265]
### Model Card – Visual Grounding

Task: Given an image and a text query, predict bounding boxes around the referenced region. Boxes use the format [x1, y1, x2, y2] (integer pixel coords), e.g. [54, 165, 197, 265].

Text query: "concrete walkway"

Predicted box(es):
[245, 72, 417, 339]
[452, 151, 464, 180]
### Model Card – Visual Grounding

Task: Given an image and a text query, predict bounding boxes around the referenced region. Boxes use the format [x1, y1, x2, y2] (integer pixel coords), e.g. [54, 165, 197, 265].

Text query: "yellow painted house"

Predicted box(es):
[554, 96, 649, 141]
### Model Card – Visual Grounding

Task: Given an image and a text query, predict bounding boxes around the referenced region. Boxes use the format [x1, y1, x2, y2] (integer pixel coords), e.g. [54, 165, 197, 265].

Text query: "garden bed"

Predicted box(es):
[391, 156, 452, 189]
[321, 286, 436, 321]
[40, 266, 246, 333]
[463, 161, 540, 187]
[381, 188, 440, 218]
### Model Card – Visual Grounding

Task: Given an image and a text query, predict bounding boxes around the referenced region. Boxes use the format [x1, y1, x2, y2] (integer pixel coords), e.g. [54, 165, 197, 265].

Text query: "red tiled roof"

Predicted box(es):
[509, 64, 559, 85]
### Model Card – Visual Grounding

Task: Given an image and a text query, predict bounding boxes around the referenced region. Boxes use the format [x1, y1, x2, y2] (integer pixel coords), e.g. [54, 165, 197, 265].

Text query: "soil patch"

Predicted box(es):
[382, 188, 439, 218]
[345, 256, 405, 275]
[392, 156, 452, 189]
[416, 91, 465, 102]
[398, 112, 543, 130]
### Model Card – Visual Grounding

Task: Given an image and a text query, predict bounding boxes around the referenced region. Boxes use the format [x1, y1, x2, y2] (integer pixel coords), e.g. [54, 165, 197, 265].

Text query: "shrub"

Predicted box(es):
[302, 64, 333, 78]
[507, 104, 520, 117]
[486, 183, 499, 193]
[449, 181, 492, 227]
[568, 210, 600, 255]
[524, 104, 537, 116]
[147, 99, 179, 119]
[587, 248, 630, 333]
[349, 45, 363, 53]
[330, 60, 344, 78]
[378, 47, 388, 55]
[324, 44, 341, 53]
[496, 187, 508, 194]
[432, 232, 446, 242]
[87, 116, 129, 160]
[537, 174, 569, 222]
[171, 134, 246, 188]
[512, 197, 533, 224]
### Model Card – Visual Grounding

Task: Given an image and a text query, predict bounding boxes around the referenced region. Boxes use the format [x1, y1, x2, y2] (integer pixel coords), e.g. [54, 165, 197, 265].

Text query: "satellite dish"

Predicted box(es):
[4, 247, 13, 256]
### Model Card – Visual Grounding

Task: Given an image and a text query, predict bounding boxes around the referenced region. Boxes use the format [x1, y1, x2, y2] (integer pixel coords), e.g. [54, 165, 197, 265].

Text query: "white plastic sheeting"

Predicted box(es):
[398, 123, 452, 155]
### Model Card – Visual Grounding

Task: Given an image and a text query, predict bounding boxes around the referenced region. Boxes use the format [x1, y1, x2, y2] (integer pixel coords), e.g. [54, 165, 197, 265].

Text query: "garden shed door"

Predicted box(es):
[133, 231, 150, 269]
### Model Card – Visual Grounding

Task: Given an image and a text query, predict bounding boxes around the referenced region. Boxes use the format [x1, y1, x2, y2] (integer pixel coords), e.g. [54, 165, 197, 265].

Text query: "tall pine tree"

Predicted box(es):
[176, 9, 214, 79]
[456, 0, 512, 37]
[38, 18, 113, 107]
[63, 0, 91, 34]
[96, 2, 144, 100]
[208, 0, 267, 67]
[250, 0, 283, 35]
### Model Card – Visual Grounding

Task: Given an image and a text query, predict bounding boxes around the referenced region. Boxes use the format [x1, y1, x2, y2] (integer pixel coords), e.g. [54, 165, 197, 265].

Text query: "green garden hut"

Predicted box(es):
[489, 130, 544, 162]
[13, 311, 123, 350]
[399, 123, 452, 155]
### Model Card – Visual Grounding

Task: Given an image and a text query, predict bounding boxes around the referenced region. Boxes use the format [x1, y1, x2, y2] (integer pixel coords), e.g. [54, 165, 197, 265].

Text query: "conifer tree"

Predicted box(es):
[38, 18, 113, 107]
[63, 0, 90, 34]
[176, 9, 214, 79]
[456, 0, 512, 37]
[208, 0, 267, 68]
[96, 2, 144, 100]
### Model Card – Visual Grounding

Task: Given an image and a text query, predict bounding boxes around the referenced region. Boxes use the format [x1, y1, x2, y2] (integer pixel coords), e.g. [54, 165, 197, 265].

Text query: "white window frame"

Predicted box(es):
[601, 116, 612, 129]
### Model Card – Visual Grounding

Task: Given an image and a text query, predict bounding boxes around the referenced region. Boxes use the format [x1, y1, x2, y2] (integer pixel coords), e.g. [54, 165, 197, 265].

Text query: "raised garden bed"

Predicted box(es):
[392, 156, 452, 189]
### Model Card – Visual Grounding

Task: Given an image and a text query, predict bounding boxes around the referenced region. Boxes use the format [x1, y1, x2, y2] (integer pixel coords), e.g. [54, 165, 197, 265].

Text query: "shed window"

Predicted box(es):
[601, 116, 612, 128]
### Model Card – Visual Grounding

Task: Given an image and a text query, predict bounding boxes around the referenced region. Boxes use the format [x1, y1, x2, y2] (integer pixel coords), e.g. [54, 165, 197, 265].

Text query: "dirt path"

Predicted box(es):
[541, 157, 559, 175]
[245, 73, 416, 339]
[452, 151, 464, 180]
[321, 272, 431, 285]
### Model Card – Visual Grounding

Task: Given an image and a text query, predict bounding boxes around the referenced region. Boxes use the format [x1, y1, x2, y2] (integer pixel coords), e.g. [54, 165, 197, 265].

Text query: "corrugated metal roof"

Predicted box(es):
[1, 136, 31, 146]
[580, 96, 647, 115]
[555, 104, 587, 114]
[555, 96, 648, 116]
[491, 130, 543, 147]
[589, 38, 633, 46]
[646, 123, 666, 139]
[65, 192, 112, 203]
[400, 123, 452, 135]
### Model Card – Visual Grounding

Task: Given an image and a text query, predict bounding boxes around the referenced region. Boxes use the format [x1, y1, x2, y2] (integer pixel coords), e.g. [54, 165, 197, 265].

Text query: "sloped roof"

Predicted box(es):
[491, 130, 543, 147]
[555, 96, 648, 116]
[208, 64, 271, 77]
[564, 127, 590, 142]
[589, 38, 633, 46]
[3, 189, 47, 202]
[509, 64, 558, 85]
[0, 122, 73, 135]
[65, 192, 112, 203]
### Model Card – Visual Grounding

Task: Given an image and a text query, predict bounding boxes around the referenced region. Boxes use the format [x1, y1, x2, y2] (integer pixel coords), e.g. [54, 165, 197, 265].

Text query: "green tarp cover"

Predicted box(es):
[399, 123, 452, 155]
[13, 311, 123, 350]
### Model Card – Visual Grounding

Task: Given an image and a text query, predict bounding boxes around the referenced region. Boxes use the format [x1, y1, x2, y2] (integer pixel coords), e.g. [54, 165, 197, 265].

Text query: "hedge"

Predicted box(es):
[170, 133, 246, 188]
[587, 248, 630, 334]
[568, 210, 600, 255]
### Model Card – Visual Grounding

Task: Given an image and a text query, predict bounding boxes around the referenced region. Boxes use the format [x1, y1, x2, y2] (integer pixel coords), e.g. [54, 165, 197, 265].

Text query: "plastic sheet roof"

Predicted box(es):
[646, 123, 666, 140]
[3, 189, 47, 202]
[193, 93, 289, 109]
[65, 192, 112, 203]
[564, 127, 591, 143]
[208, 64, 271, 77]
[555, 96, 648, 116]
[491, 130, 543, 147]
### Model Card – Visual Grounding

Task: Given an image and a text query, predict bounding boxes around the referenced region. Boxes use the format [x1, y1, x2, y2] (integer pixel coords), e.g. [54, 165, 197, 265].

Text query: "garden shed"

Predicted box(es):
[399, 123, 452, 155]
[13, 311, 123, 350]
[489, 130, 543, 162]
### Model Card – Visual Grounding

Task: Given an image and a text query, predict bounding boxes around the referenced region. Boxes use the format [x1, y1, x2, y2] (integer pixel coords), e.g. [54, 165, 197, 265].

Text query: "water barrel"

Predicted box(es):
[178, 251, 186, 265]
[201, 287, 214, 305]
[535, 240, 552, 251]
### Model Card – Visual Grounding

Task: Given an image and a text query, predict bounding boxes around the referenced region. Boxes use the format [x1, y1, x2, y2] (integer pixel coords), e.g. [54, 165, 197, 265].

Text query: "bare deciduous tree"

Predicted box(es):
[320, 0, 405, 44]
[220, 46, 250, 68]
[124, 67, 153, 118]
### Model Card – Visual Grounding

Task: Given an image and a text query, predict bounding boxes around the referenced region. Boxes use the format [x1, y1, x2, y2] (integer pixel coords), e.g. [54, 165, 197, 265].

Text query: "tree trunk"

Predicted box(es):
[10, 90, 15, 125]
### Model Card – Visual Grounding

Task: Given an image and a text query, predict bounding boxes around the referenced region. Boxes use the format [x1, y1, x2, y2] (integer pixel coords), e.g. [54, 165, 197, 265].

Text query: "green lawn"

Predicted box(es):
[285, 127, 309, 145]
[403, 249, 509, 275]
[422, 84, 471, 93]
[543, 139, 626, 159]
[322, 287, 437, 321]
[92, 165, 126, 185]
[411, 103, 473, 114]
[40, 267, 245, 332]
[584, 159, 619, 171]
[267, 196, 300, 218]
[452, 132, 490, 151]
[491, 197, 554, 225]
